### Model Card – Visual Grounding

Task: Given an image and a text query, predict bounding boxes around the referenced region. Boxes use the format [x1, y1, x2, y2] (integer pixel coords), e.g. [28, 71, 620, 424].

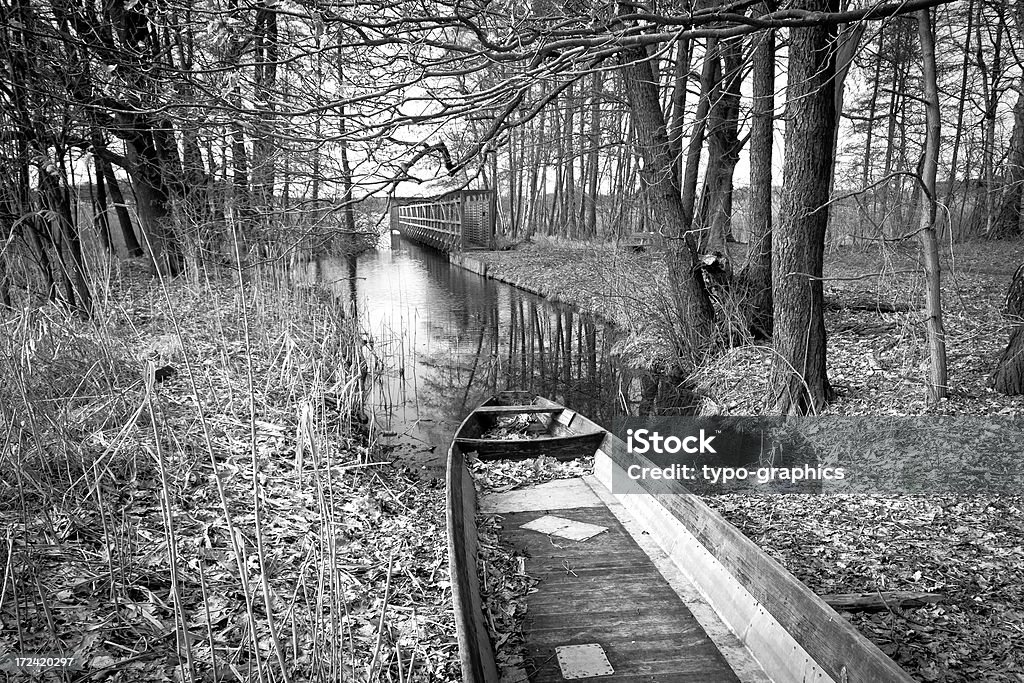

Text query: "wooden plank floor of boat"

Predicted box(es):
[481, 478, 767, 683]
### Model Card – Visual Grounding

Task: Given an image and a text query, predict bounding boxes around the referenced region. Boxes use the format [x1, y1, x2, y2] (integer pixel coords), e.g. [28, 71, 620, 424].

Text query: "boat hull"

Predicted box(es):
[446, 399, 915, 683]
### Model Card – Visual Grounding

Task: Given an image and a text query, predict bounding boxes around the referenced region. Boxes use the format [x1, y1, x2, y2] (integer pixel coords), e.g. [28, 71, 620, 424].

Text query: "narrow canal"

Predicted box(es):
[296, 237, 633, 473]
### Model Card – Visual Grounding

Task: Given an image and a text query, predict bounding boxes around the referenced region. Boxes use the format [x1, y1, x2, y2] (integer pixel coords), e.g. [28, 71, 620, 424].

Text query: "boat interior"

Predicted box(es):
[447, 401, 913, 683]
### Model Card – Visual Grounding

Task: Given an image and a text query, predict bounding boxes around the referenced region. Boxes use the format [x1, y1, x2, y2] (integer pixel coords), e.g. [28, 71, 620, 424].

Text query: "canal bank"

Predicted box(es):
[448, 244, 682, 373]
[448, 245, 657, 331]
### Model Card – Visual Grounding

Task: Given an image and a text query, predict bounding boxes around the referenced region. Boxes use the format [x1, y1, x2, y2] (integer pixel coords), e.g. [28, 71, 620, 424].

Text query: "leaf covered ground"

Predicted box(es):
[703, 493, 1024, 682]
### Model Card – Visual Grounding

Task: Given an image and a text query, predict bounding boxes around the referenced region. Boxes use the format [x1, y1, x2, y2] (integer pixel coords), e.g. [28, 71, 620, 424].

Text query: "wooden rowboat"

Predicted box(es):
[447, 396, 914, 682]
[453, 392, 606, 461]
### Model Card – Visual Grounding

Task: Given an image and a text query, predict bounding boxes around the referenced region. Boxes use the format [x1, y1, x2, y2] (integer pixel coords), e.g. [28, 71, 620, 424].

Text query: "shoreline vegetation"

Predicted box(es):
[0, 263, 460, 682]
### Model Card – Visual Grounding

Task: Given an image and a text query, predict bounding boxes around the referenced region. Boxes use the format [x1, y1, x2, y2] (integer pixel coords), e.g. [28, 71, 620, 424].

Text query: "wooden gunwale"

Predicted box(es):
[446, 397, 915, 683]
[446, 408, 500, 682]
[473, 404, 564, 414]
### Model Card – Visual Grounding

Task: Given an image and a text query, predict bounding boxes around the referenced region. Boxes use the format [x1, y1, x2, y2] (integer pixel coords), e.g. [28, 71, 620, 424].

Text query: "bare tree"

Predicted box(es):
[737, 12, 775, 338]
[771, 0, 840, 415]
[618, 43, 715, 365]
[917, 5, 949, 404]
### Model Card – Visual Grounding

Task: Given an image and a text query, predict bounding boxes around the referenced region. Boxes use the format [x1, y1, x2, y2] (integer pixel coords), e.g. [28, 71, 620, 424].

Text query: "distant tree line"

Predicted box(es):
[1, 0, 1023, 406]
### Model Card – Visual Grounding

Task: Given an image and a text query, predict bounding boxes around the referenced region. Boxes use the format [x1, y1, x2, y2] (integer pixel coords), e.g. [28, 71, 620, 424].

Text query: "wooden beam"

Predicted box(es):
[473, 404, 562, 414]
[822, 591, 943, 613]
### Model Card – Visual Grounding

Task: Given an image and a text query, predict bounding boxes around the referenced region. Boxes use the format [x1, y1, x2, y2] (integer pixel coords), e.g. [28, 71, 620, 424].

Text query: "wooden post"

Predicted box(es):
[489, 188, 497, 249]
[458, 192, 465, 252]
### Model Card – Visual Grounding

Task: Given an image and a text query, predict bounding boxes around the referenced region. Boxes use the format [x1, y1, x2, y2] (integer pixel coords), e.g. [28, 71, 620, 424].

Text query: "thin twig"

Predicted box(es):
[367, 552, 396, 681]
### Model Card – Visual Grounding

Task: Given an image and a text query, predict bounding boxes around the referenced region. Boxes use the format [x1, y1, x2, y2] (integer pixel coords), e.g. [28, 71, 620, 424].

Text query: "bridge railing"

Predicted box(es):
[392, 190, 494, 252]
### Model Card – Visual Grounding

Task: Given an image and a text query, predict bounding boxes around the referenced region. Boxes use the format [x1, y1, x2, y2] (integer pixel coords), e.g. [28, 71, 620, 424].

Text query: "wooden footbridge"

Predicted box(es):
[390, 189, 495, 252]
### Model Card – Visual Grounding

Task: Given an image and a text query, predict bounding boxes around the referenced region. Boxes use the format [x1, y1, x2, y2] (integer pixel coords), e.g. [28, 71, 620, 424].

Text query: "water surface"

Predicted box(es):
[296, 238, 630, 472]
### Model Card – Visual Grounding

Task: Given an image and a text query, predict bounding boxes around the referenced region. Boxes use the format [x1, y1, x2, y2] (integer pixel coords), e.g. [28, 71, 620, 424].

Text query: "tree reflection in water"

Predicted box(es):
[293, 238, 687, 471]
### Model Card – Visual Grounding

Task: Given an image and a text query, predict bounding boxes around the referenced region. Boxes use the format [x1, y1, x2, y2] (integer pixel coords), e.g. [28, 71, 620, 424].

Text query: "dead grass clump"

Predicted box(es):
[690, 344, 775, 415]
[0, 304, 144, 507]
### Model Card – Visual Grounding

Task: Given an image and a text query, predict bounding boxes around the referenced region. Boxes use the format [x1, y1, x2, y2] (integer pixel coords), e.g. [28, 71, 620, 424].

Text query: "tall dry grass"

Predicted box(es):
[0, 242, 457, 681]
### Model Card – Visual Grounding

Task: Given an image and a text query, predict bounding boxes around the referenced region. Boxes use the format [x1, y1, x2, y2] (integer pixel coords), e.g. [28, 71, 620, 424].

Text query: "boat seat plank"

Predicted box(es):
[456, 431, 605, 462]
[480, 479, 602, 513]
[500, 506, 741, 682]
[473, 404, 563, 414]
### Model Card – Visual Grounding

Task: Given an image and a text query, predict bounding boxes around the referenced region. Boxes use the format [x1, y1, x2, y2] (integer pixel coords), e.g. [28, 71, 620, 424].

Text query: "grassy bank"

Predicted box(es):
[471, 238, 1024, 416]
[0, 264, 458, 682]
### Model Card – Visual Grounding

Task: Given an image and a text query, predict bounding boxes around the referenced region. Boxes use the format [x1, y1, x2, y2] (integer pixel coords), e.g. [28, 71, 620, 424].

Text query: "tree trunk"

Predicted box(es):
[992, 264, 1024, 394]
[583, 71, 603, 237]
[39, 160, 93, 317]
[680, 38, 720, 232]
[738, 14, 775, 338]
[526, 85, 547, 237]
[618, 45, 714, 367]
[92, 156, 113, 253]
[771, 0, 839, 415]
[182, 130, 210, 208]
[989, 88, 1024, 239]
[98, 153, 143, 257]
[337, 51, 357, 234]
[828, 20, 865, 198]
[667, 36, 691, 180]
[253, 0, 278, 206]
[703, 37, 742, 262]
[612, 117, 634, 236]
[861, 28, 884, 239]
[126, 128, 184, 276]
[880, 28, 905, 235]
[943, 0, 973, 239]
[977, 4, 1004, 237]
[227, 0, 249, 208]
[917, 7, 948, 404]
[561, 85, 576, 236]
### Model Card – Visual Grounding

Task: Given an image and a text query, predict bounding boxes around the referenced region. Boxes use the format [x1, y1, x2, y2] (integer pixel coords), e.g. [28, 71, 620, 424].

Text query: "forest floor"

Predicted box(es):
[0, 264, 459, 682]
[468, 237, 1024, 682]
